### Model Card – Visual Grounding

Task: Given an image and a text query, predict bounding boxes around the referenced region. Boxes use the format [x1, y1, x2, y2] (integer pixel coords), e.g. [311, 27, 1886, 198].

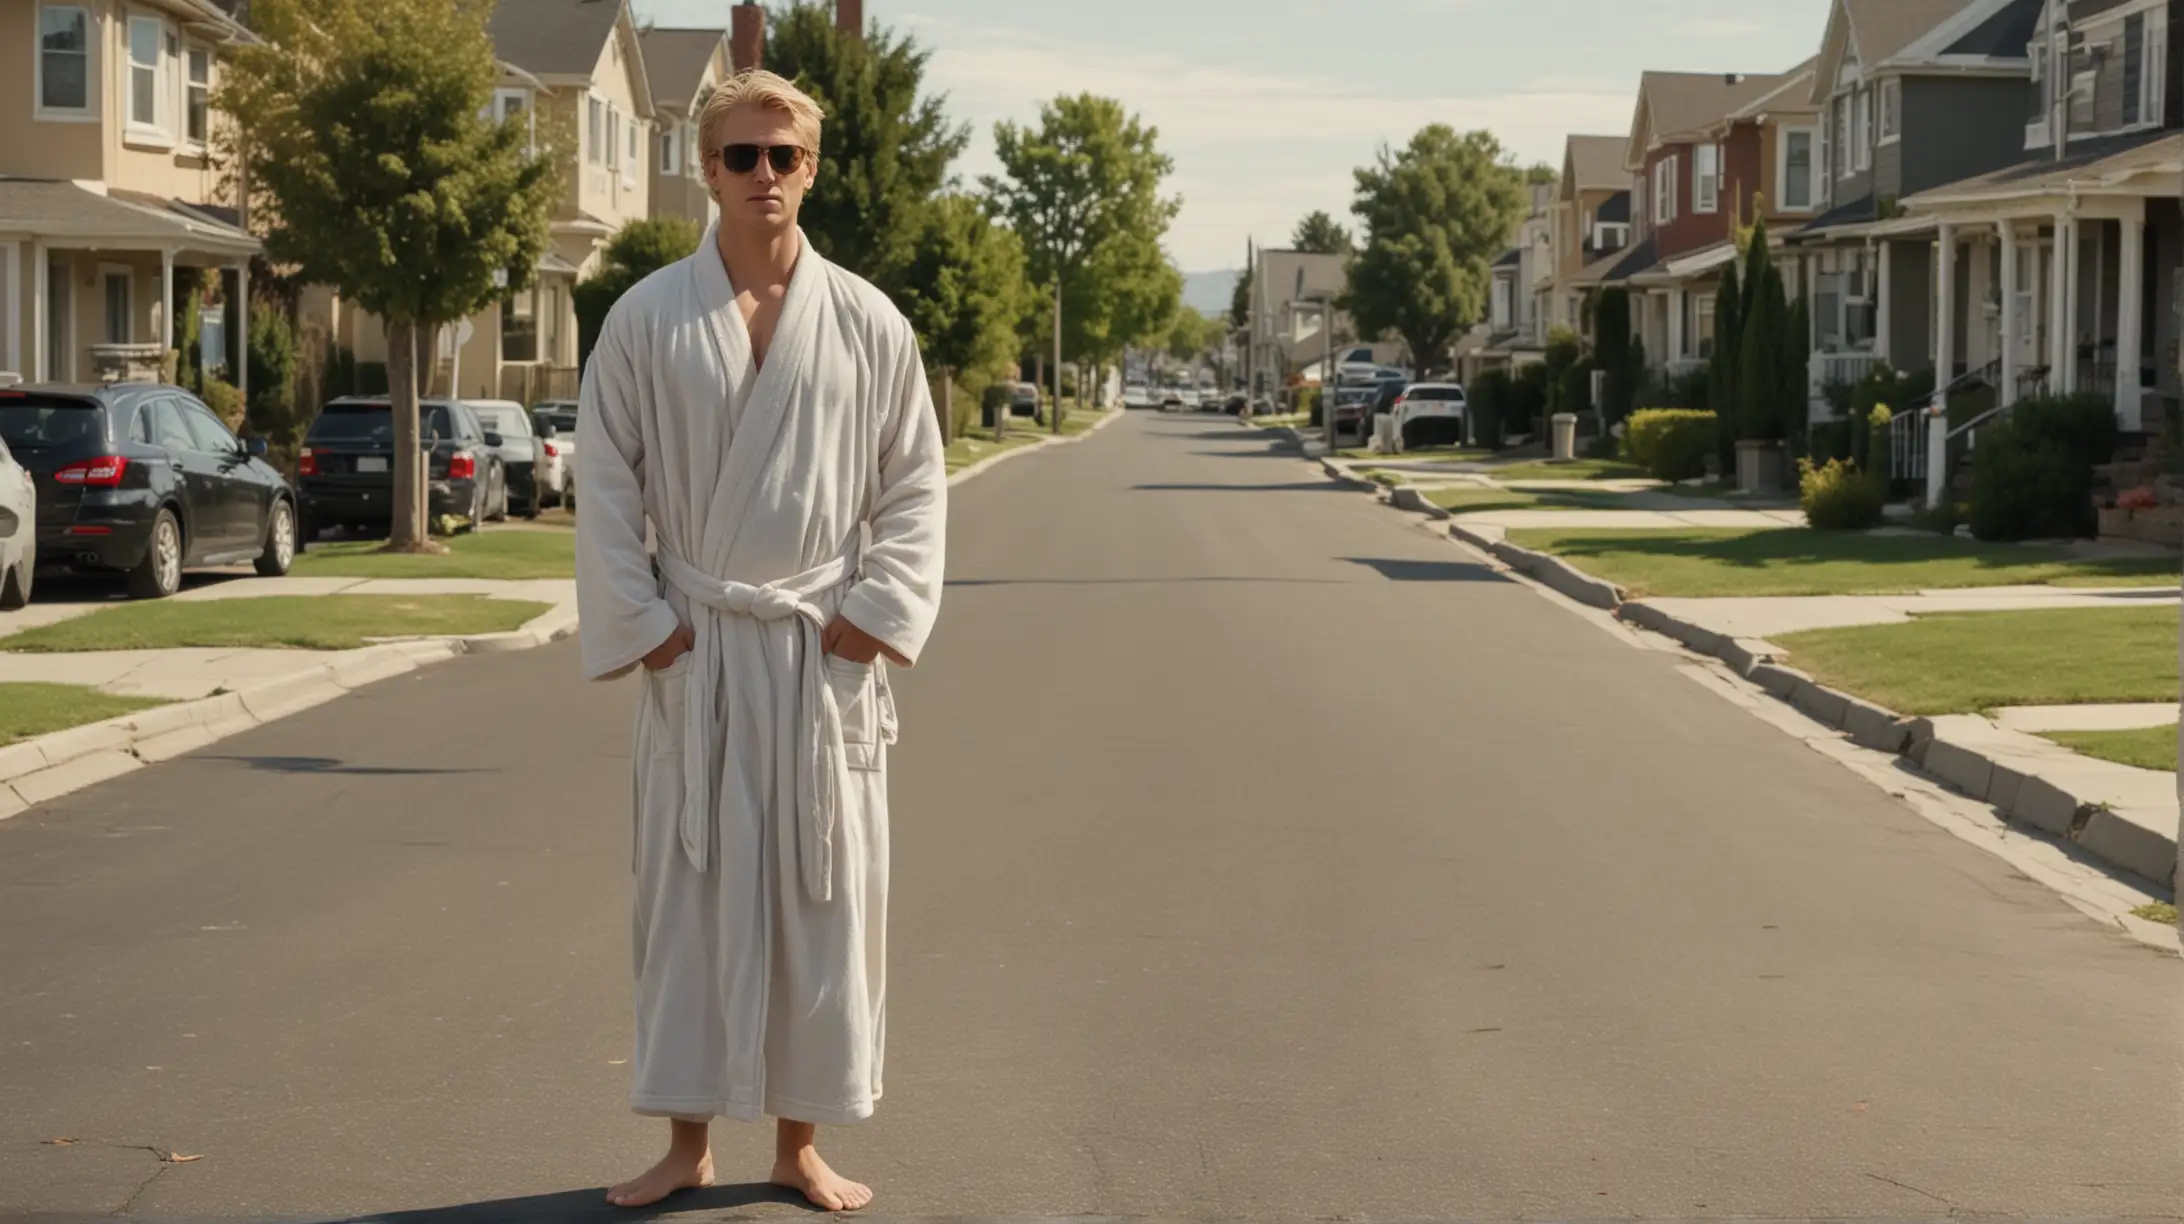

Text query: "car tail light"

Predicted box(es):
[299, 447, 318, 476]
[447, 453, 476, 481]
[542, 442, 560, 458]
[52, 456, 129, 487]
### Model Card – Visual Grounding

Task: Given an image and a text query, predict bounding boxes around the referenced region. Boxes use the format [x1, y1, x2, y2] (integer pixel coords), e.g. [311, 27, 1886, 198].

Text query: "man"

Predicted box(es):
[575, 70, 947, 1211]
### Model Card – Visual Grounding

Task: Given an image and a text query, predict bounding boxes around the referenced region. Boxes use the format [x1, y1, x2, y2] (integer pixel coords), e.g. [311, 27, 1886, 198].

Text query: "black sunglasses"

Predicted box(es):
[718, 143, 810, 175]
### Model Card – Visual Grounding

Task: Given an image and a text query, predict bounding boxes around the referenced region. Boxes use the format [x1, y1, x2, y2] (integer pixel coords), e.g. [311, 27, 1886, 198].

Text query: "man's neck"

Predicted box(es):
[717, 223, 801, 294]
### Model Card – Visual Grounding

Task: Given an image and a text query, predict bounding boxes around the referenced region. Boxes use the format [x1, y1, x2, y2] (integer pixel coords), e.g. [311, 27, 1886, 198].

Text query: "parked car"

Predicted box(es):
[466, 399, 544, 519]
[0, 431, 34, 609]
[531, 400, 578, 507]
[0, 382, 297, 599]
[298, 397, 508, 539]
[1122, 381, 1157, 410]
[1394, 382, 1468, 449]
[1008, 382, 1041, 418]
[1221, 392, 1247, 416]
[1328, 383, 1377, 439]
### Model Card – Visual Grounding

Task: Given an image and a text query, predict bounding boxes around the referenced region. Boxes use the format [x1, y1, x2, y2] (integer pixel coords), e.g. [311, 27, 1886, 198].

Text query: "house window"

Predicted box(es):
[625, 118, 640, 179]
[1492, 278, 1511, 329]
[1654, 155, 1677, 224]
[103, 270, 132, 344]
[1594, 222, 1628, 252]
[1694, 143, 1719, 214]
[2143, 18, 2167, 128]
[660, 126, 680, 176]
[185, 46, 209, 145]
[1835, 95, 1853, 178]
[501, 289, 537, 363]
[2071, 69, 2097, 128]
[1781, 127, 1815, 211]
[686, 121, 704, 179]
[128, 16, 163, 130]
[1878, 77, 1901, 144]
[39, 5, 90, 113]
[605, 106, 619, 170]
[587, 97, 604, 165]
[1695, 294, 1716, 360]
[1854, 87, 1872, 171]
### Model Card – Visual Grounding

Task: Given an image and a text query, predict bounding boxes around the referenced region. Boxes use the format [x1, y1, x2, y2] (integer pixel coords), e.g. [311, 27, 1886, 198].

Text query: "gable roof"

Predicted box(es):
[1844, 0, 1968, 64]
[1562, 135, 1628, 196]
[1939, 0, 2040, 58]
[637, 27, 725, 109]
[489, 0, 646, 93]
[1812, 0, 2039, 101]
[1630, 68, 1803, 167]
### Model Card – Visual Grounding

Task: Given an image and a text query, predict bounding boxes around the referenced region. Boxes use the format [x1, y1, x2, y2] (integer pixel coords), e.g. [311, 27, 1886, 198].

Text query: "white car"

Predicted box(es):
[1393, 382, 1467, 449]
[1122, 381, 1157, 410]
[0, 430, 33, 609]
[531, 400, 579, 507]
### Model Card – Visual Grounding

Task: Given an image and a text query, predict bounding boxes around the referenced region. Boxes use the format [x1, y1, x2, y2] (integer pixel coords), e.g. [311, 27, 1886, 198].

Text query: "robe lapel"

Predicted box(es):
[706, 229, 827, 562]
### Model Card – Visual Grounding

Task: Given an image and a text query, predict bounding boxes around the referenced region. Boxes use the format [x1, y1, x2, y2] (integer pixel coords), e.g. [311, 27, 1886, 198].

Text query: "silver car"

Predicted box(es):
[0, 430, 34, 609]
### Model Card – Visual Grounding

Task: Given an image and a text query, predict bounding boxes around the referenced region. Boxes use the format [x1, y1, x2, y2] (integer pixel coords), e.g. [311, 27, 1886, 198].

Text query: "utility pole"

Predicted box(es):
[1051, 277, 1063, 435]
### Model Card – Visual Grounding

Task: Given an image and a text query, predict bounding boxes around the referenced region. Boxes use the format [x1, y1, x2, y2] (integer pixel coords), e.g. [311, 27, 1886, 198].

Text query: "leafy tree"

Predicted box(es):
[1708, 261, 1742, 477]
[1738, 262, 1790, 442]
[1525, 162, 1557, 186]
[1229, 264, 1253, 330]
[574, 217, 703, 368]
[762, 1, 968, 293]
[984, 93, 1182, 429]
[1594, 288, 1639, 423]
[219, 0, 561, 551]
[1344, 125, 1525, 379]
[894, 193, 1032, 441]
[1166, 305, 1225, 363]
[1783, 293, 1812, 452]
[1291, 210, 1352, 255]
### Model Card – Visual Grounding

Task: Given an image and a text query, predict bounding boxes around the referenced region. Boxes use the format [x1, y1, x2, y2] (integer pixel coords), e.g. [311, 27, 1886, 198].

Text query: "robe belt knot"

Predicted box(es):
[655, 544, 862, 901]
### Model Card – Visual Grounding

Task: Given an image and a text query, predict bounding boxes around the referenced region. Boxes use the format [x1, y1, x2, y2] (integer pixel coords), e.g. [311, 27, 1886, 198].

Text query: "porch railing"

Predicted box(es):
[1893, 358, 2001, 487]
[1810, 351, 1883, 419]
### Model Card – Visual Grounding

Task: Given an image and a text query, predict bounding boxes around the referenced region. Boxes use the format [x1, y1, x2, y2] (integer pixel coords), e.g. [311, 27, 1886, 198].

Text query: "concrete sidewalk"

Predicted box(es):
[1456, 507, 1808, 530]
[1638, 584, 2178, 640]
[0, 574, 576, 644]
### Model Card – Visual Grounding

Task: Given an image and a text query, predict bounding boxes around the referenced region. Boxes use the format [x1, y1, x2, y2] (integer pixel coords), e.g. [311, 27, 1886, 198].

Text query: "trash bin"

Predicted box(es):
[982, 401, 1001, 428]
[1551, 412, 1578, 461]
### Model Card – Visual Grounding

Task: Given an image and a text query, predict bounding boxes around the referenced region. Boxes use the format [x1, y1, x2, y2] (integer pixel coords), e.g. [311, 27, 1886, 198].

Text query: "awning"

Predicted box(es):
[0, 179, 259, 256]
[1628, 239, 1736, 287]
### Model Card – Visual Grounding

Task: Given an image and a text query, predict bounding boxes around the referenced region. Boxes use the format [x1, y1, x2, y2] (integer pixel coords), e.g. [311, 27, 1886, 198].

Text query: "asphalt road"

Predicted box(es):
[2, 410, 2178, 1223]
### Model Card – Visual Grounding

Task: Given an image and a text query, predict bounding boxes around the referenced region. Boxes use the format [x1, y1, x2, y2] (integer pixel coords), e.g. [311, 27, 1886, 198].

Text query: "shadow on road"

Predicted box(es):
[199, 755, 487, 777]
[345, 1180, 813, 1224]
[1341, 557, 1507, 583]
[1131, 481, 1350, 493]
[947, 575, 1348, 588]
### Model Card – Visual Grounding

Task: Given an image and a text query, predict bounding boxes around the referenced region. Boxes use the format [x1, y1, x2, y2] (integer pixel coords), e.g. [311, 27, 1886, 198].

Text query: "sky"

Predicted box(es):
[636, 0, 1830, 274]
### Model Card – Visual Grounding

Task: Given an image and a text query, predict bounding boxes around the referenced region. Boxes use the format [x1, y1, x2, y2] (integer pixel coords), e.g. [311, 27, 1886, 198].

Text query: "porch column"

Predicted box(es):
[1667, 287, 1686, 363]
[30, 242, 47, 382]
[2117, 205, 2146, 429]
[159, 249, 174, 367]
[1965, 233, 1992, 368]
[3, 242, 19, 377]
[235, 260, 249, 407]
[1875, 241, 1893, 363]
[2050, 212, 2073, 391]
[1998, 220, 2019, 403]
[1935, 222, 1956, 389]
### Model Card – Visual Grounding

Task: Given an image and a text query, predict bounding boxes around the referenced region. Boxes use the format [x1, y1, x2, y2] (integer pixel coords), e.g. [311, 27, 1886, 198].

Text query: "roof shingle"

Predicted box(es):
[489, 0, 623, 77]
[637, 27, 723, 107]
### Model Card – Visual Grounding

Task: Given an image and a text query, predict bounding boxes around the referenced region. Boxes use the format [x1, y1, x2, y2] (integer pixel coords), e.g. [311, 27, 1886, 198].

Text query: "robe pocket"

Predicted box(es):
[642, 659, 692, 753]
[826, 657, 882, 772]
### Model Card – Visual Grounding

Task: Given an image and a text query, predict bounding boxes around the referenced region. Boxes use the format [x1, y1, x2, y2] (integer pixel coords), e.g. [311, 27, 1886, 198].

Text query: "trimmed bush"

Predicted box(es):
[1865, 403, 1892, 487]
[201, 377, 244, 430]
[1799, 457, 1886, 530]
[1510, 363, 1551, 438]
[1969, 421, 2095, 540]
[2012, 392, 2118, 465]
[1470, 368, 1512, 449]
[1622, 408, 1717, 481]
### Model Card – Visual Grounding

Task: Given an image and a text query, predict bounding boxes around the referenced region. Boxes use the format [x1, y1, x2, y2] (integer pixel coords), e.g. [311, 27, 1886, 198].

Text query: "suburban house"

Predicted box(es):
[1544, 134, 1633, 342]
[1244, 245, 1350, 400]
[638, 24, 732, 229]
[302, 0, 657, 405]
[1892, 0, 2184, 496]
[1, 0, 262, 389]
[1617, 63, 1820, 382]
[1470, 179, 1560, 377]
[1785, 0, 2044, 416]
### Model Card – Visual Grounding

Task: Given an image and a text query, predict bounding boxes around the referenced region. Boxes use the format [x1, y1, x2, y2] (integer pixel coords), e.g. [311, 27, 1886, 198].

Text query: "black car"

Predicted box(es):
[0, 382, 299, 599]
[464, 401, 544, 520]
[298, 397, 509, 538]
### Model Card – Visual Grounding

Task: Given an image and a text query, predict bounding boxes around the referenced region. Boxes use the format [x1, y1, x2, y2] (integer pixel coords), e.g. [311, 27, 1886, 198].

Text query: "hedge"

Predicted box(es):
[1622, 408, 1717, 481]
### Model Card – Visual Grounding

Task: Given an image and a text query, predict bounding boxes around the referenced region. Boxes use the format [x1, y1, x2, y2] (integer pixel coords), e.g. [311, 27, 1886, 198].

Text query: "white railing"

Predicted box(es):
[1890, 407, 1929, 484]
[1809, 351, 1884, 417]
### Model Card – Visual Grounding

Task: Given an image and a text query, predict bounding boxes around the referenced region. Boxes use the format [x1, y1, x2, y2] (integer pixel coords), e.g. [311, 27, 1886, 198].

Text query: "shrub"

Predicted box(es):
[1668, 367, 1710, 414]
[1865, 403, 1892, 488]
[2012, 392, 2119, 465]
[201, 377, 245, 430]
[1558, 356, 1595, 420]
[1470, 368, 1511, 449]
[1622, 408, 1717, 481]
[1510, 363, 1551, 437]
[1582, 433, 1621, 460]
[1969, 421, 2096, 540]
[979, 382, 1011, 430]
[247, 308, 300, 444]
[1800, 457, 1885, 530]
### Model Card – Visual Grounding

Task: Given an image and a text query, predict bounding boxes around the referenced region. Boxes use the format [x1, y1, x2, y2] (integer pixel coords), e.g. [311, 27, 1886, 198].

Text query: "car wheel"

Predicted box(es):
[255, 498, 297, 577]
[127, 509, 184, 600]
[0, 553, 31, 610]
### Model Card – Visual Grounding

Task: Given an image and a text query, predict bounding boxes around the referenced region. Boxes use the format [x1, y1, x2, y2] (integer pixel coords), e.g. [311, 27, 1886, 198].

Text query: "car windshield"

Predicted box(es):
[1410, 386, 1464, 401]
[310, 404, 456, 442]
[471, 407, 525, 435]
[0, 396, 104, 451]
[536, 409, 577, 433]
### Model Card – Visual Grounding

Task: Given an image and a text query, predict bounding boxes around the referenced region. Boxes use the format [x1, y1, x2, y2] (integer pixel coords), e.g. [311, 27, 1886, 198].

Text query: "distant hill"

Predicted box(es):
[1181, 269, 1240, 319]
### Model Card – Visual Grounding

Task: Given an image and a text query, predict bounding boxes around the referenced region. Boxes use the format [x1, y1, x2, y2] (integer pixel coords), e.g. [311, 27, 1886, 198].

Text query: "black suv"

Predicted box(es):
[0, 382, 299, 599]
[298, 398, 509, 538]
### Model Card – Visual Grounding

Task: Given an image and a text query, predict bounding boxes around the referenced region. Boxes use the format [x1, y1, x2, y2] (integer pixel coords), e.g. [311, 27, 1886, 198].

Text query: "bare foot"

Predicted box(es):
[606, 1145, 714, 1209]
[772, 1145, 873, 1211]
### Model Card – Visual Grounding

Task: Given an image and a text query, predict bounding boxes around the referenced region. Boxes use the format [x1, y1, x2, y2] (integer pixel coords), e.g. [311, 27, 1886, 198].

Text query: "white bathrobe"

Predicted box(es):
[575, 225, 946, 1125]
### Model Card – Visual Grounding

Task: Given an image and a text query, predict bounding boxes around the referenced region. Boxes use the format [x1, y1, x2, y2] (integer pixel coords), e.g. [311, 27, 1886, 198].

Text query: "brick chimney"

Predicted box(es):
[731, 1, 764, 72]
[836, 0, 862, 40]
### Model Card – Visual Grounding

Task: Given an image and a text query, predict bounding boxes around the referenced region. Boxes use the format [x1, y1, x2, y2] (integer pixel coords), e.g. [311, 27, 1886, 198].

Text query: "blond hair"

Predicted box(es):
[697, 70, 826, 157]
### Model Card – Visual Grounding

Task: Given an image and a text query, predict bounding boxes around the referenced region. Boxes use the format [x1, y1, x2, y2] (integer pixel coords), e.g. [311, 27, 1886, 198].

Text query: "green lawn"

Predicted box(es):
[1773, 606, 2178, 715]
[1480, 458, 1649, 482]
[1508, 527, 2184, 598]
[945, 429, 1043, 472]
[1057, 408, 1111, 437]
[2040, 725, 2179, 772]
[0, 682, 170, 745]
[1336, 445, 1489, 462]
[0, 595, 553, 653]
[1427, 487, 1633, 514]
[297, 530, 575, 579]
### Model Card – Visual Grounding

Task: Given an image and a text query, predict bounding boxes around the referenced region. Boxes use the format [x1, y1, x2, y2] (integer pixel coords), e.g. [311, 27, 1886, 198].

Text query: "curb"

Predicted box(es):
[1318, 456, 1379, 491]
[1449, 520, 1624, 610]
[0, 603, 574, 821]
[947, 409, 1124, 489]
[1612, 598, 2176, 892]
[1388, 486, 1452, 520]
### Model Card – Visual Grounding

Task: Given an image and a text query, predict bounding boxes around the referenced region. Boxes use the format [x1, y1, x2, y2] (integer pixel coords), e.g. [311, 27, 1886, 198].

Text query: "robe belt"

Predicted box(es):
[655, 544, 861, 900]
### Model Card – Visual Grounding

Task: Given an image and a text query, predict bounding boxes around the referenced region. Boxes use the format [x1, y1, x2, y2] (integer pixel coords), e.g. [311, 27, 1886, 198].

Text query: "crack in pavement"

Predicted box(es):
[1864, 1170, 1959, 1213]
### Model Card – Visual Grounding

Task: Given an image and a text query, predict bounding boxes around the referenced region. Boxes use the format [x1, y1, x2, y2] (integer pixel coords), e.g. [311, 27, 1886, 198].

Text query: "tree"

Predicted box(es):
[894, 193, 1032, 442]
[1525, 162, 1557, 186]
[1783, 293, 1812, 453]
[1738, 262, 1790, 443]
[1291, 210, 1352, 255]
[574, 217, 703, 368]
[1344, 125, 1525, 378]
[1708, 260, 1742, 478]
[1166, 305, 1223, 363]
[984, 94, 1182, 429]
[1229, 264, 1253, 330]
[219, 0, 561, 552]
[762, 1, 968, 294]
[1595, 288, 1637, 423]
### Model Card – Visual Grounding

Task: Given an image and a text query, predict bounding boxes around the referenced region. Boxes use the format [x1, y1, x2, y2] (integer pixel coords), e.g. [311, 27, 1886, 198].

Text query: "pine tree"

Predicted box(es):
[1708, 261, 1742, 478]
